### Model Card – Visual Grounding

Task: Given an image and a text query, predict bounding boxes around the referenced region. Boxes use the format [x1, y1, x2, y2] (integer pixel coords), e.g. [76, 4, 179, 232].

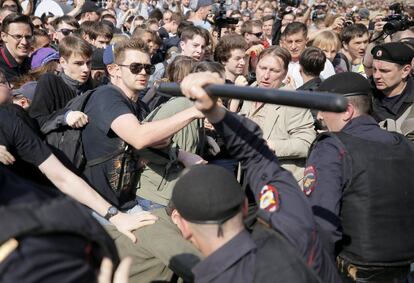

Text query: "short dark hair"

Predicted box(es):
[348, 95, 371, 115]
[51, 15, 80, 30]
[258, 46, 291, 71]
[340, 23, 368, 44]
[214, 34, 247, 64]
[180, 25, 206, 42]
[2, 13, 33, 33]
[262, 15, 275, 23]
[192, 61, 225, 77]
[299, 47, 326, 77]
[59, 35, 93, 60]
[282, 21, 307, 38]
[241, 20, 262, 35]
[114, 38, 149, 64]
[0, 0, 21, 13]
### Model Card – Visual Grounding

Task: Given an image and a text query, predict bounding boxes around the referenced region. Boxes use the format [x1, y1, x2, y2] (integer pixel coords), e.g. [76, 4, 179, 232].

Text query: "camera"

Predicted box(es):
[212, 0, 238, 39]
[382, 12, 414, 35]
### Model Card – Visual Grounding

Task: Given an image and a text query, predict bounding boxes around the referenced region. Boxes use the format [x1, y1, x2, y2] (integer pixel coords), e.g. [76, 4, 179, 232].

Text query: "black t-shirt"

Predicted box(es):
[0, 106, 52, 184]
[82, 85, 145, 210]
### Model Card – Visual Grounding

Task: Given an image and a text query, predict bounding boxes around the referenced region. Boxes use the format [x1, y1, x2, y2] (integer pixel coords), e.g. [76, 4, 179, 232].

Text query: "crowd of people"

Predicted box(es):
[0, 0, 414, 282]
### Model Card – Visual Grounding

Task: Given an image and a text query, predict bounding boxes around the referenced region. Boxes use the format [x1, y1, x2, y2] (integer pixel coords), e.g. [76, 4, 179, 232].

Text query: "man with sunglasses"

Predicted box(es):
[80, 39, 203, 233]
[0, 14, 32, 83]
[51, 15, 80, 45]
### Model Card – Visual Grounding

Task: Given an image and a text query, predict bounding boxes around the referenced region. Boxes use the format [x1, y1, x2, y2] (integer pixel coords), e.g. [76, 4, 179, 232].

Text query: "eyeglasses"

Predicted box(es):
[250, 32, 263, 38]
[57, 29, 77, 36]
[5, 32, 34, 42]
[118, 63, 155, 75]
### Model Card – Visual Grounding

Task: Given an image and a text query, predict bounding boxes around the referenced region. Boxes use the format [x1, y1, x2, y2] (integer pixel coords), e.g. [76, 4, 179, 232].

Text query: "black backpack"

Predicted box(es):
[40, 86, 125, 172]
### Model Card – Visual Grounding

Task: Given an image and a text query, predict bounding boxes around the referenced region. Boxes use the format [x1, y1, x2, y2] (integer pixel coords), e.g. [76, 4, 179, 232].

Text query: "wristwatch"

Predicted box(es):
[104, 206, 119, 220]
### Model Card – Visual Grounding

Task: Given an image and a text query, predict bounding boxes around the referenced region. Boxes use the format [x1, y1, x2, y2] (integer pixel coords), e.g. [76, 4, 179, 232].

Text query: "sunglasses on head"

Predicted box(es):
[119, 63, 155, 75]
[59, 28, 76, 36]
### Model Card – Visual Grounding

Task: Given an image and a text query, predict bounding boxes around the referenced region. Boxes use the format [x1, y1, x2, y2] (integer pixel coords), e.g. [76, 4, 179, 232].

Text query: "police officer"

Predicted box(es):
[304, 72, 414, 282]
[172, 164, 322, 283]
[179, 72, 341, 282]
[370, 42, 414, 140]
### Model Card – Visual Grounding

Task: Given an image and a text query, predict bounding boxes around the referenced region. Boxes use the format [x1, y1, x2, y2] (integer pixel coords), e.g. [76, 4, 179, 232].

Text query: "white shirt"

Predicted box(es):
[287, 59, 336, 88]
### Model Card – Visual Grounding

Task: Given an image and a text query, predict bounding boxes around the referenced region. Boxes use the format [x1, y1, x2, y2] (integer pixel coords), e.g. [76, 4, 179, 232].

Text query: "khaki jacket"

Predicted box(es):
[240, 102, 316, 183]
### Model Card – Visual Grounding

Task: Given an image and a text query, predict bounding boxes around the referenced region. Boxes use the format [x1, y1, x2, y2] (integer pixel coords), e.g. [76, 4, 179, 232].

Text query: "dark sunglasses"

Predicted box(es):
[118, 63, 155, 75]
[58, 28, 76, 36]
[251, 32, 263, 38]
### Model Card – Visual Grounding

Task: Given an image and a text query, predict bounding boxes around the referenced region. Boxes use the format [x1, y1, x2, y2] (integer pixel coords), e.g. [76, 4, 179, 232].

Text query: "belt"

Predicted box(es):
[337, 256, 410, 282]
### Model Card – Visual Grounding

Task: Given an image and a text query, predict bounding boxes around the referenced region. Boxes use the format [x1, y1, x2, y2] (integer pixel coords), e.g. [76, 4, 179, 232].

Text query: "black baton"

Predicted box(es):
[157, 83, 347, 112]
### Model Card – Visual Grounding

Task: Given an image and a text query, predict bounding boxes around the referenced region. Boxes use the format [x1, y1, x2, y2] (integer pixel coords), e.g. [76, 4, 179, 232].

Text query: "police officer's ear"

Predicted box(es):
[171, 209, 193, 240]
[343, 102, 356, 122]
[401, 63, 412, 80]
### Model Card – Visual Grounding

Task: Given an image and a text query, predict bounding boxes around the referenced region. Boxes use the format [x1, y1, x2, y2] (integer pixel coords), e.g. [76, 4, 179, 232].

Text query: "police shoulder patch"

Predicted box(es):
[259, 184, 280, 212]
[303, 165, 317, 196]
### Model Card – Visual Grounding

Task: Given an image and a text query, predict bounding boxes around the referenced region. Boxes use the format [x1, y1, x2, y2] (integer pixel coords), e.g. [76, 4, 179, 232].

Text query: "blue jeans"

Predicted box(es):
[136, 196, 165, 211]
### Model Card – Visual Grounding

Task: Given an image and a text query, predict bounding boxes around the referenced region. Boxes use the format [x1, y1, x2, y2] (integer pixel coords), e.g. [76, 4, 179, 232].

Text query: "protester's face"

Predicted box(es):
[148, 41, 160, 56]
[93, 35, 111, 49]
[54, 22, 77, 43]
[344, 33, 369, 60]
[262, 19, 273, 37]
[180, 35, 206, 61]
[372, 60, 411, 94]
[182, 0, 190, 7]
[225, 48, 246, 76]
[316, 44, 337, 62]
[244, 25, 262, 44]
[163, 12, 172, 24]
[234, 20, 243, 35]
[60, 53, 91, 83]
[281, 31, 306, 62]
[199, 5, 212, 20]
[281, 13, 295, 26]
[32, 18, 43, 29]
[256, 54, 287, 89]
[119, 0, 129, 11]
[241, 1, 247, 9]
[119, 49, 151, 92]
[1, 23, 32, 60]
[254, 9, 263, 19]
[263, 7, 273, 17]
[2, 0, 18, 11]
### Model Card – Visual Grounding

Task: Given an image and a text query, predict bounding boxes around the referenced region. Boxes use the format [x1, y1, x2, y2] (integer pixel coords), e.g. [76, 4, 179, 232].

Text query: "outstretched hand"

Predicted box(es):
[110, 211, 158, 243]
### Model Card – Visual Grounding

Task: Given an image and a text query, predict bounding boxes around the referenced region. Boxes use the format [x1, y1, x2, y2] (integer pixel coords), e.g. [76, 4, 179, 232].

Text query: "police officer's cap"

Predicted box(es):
[171, 164, 245, 224]
[371, 42, 414, 65]
[318, 72, 371, 97]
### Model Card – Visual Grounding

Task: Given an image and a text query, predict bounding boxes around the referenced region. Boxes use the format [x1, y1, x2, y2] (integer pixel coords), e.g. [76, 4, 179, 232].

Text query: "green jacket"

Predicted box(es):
[137, 97, 203, 206]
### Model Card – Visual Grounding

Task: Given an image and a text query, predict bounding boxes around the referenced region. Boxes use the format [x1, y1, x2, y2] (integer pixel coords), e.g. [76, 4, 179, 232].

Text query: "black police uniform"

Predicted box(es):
[0, 46, 30, 83]
[305, 73, 414, 282]
[370, 42, 414, 140]
[172, 164, 323, 283]
[212, 111, 341, 282]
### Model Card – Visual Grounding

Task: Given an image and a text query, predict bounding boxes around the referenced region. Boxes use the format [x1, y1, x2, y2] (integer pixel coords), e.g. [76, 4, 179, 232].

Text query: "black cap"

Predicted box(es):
[171, 165, 245, 224]
[318, 72, 371, 97]
[371, 42, 414, 65]
[91, 48, 105, 70]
